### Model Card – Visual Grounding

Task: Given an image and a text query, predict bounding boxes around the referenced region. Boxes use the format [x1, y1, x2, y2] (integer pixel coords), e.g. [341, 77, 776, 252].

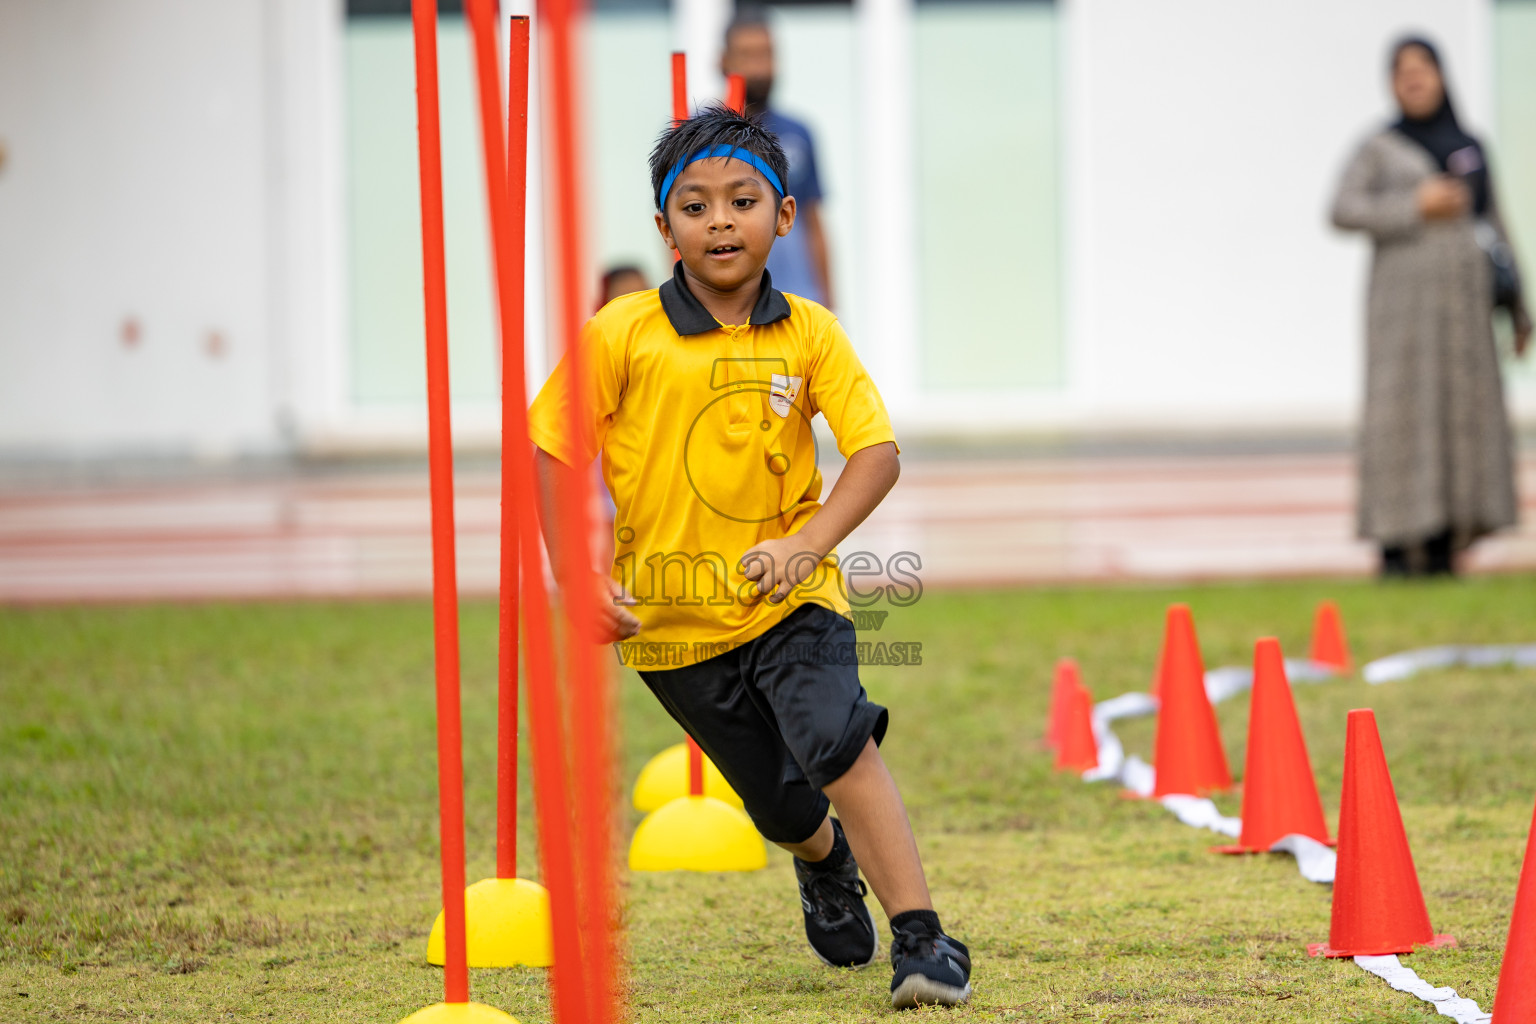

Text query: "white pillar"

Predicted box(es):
[854, 0, 919, 411]
[267, 0, 348, 450]
[1058, 0, 1097, 424]
[510, 0, 549, 389]
[673, 0, 730, 112]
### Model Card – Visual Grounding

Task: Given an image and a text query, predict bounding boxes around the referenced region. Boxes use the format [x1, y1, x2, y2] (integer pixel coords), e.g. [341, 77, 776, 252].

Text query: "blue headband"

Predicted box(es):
[657, 144, 785, 209]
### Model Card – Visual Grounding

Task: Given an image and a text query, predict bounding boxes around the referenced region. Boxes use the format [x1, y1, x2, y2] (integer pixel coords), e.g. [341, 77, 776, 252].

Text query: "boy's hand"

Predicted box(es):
[585, 575, 641, 643]
[740, 536, 824, 605]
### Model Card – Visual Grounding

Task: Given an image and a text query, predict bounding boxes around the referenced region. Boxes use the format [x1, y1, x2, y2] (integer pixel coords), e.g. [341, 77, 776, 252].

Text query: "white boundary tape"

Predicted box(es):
[1072, 646, 1535, 1022]
[1363, 644, 1536, 684]
[1083, 658, 1341, 880]
[1269, 834, 1336, 884]
[1354, 956, 1492, 1024]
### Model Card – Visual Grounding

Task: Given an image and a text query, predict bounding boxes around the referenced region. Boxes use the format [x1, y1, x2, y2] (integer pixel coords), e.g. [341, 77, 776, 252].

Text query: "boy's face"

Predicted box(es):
[655, 157, 795, 294]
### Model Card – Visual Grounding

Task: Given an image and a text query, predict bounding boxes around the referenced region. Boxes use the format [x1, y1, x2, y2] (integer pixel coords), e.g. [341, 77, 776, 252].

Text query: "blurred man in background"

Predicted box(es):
[722, 6, 834, 310]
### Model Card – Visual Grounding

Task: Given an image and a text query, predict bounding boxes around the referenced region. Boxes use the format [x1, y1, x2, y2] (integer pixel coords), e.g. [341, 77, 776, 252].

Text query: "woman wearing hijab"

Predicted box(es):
[1332, 36, 1531, 577]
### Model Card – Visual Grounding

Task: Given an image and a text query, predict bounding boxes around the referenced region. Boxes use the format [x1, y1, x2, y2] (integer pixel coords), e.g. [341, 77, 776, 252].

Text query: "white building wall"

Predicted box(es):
[0, 0, 287, 459]
[1050, 0, 1507, 434]
[0, 0, 1526, 462]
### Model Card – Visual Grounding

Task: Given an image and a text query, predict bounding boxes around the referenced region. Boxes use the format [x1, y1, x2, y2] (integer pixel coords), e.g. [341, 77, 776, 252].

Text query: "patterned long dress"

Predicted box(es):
[1331, 129, 1521, 548]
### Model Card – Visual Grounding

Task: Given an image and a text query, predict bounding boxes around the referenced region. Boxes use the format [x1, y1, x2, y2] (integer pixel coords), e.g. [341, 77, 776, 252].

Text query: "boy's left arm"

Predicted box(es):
[742, 317, 899, 602]
[742, 441, 899, 602]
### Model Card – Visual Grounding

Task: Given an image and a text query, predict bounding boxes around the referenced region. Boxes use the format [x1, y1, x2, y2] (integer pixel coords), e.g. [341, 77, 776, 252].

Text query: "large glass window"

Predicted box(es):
[343, 3, 675, 409]
[914, 1, 1061, 392]
[345, 12, 497, 406]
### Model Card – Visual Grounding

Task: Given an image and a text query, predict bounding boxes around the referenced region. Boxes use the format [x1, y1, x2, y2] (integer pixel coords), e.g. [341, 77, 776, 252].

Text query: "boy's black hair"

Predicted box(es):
[648, 103, 789, 213]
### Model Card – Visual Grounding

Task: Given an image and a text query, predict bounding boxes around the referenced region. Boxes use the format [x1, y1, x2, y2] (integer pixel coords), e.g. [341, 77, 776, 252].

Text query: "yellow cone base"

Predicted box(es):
[397, 1001, 519, 1024]
[628, 795, 767, 872]
[426, 877, 553, 968]
[632, 742, 744, 811]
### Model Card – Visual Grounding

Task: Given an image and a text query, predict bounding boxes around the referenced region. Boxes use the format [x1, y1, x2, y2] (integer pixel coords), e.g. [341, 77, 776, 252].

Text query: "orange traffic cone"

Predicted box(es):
[1215, 638, 1330, 854]
[1151, 605, 1232, 797]
[1492, 799, 1536, 1023]
[1055, 682, 1098, 773]
[1045, 658, 1080, 751]
[1308, 709, 1454, 957]
[1310, 601, 1351, 672]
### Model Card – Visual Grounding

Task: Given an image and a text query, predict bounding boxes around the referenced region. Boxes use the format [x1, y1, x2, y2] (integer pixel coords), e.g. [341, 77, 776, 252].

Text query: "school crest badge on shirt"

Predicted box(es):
[769, 373, 802, 418]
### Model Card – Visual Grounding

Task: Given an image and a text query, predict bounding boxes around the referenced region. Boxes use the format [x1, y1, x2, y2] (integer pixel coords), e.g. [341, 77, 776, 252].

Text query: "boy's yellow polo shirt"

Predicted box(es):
[527, 263, 897, 668]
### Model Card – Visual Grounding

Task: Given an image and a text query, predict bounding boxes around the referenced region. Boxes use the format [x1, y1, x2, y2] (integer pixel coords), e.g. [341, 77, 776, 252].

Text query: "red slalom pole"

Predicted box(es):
[670, 55, 702, 806]
[410, 0, 469, 1004]
[725, 72, 745, 114]
[666, 59, 707, 804]
[539, 0, 619, 1021]
[464, 0, 590, 1011]
[494, 9, 531, 885]
[670, 52, 687, 265]
[673, 54, 705, 808]
[670, 51, 688, 122]
[687, 736, 704, 797]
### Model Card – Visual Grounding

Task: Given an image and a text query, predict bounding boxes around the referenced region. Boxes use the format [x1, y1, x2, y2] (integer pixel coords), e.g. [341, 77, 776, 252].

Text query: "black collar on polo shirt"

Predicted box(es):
[658, 260, 792, 336]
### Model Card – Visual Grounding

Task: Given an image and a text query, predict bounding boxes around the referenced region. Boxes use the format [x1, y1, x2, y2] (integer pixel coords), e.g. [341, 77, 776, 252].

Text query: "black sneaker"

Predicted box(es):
[890, 921, 972, 1009]
[793, 824, 878, 968]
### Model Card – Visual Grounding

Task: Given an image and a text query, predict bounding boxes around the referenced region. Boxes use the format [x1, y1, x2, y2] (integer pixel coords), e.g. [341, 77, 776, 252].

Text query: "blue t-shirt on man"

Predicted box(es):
[760, 108, 826, 307]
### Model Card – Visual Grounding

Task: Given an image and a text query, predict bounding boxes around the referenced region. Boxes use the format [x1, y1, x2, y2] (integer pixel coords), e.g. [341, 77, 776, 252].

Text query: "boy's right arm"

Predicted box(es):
[526, 316, 636, 644]
[534, 447, 640, 643]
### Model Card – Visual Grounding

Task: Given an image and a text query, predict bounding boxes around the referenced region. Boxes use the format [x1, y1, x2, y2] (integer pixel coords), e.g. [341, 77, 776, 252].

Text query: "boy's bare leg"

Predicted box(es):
[775, 817, 834, 862]
[773, 738, 932, 917]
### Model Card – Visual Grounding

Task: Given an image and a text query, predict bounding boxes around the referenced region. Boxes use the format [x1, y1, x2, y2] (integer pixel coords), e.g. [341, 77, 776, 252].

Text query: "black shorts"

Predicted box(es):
[637, 603, 889, 844]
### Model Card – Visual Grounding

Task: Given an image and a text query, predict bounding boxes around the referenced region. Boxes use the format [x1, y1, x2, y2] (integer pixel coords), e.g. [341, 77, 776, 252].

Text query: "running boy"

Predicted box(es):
[527, 105, 971, 1009]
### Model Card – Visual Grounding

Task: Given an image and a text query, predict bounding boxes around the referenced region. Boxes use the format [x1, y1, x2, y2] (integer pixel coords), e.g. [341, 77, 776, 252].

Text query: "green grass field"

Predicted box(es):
[4, 577, 1535, 1022]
